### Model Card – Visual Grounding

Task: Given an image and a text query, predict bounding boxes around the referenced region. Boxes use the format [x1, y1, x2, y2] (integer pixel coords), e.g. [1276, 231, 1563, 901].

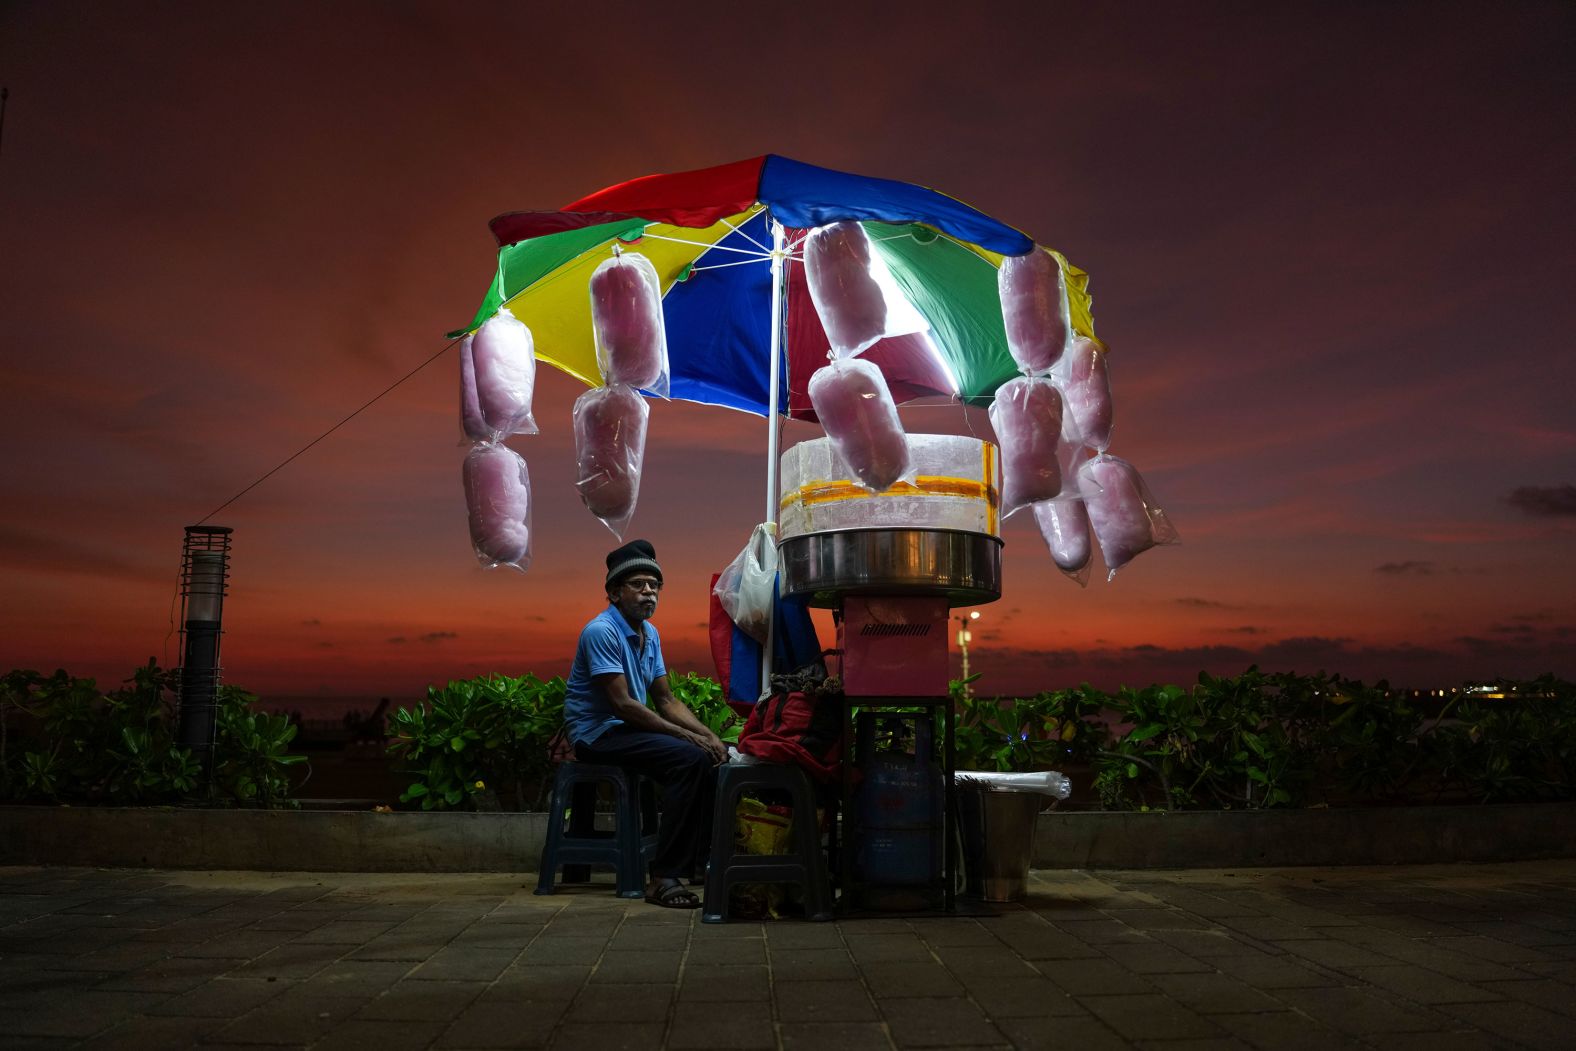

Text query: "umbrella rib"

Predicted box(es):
[637, 231, 773, 258]
[687, 257, 772, 273]
[718, 214, 771, 253]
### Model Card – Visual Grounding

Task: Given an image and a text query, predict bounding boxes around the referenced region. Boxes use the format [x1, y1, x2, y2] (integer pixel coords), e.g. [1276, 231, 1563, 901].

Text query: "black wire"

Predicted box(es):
[194, 336, 461, 526]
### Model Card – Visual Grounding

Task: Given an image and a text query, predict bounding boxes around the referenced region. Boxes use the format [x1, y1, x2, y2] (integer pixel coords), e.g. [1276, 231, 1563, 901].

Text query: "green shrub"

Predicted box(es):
[0, 661, 302, 807]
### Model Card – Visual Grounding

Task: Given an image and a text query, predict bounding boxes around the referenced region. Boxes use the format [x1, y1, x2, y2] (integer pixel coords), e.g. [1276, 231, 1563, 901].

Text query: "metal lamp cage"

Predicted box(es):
[176, 525, 233, 760]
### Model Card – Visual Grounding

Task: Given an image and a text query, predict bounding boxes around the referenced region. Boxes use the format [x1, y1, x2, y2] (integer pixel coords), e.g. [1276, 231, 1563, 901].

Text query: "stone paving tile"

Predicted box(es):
[1148, 927, 1282, 958]
[1343, 963, 1506, 1005]
[565, 982, 673, 1023]
[1358, 1031, 1528, 1051]
[996, 1014, 1133, 1051]
[859, 959, 965, 998]
[590, 947, 682, 983]
[1272, 985, 1448, 1034]
[1077, 993, 1224, 1041]
[77, 1011, 233, 1048]
[548, 1021, 665, 1050]
[145, 976, 289, 1018]
[965, 974, 1086, 1018]
[778, 1021, 895, 1051]
[1099, 938, 1218, 974]
[1430, 933, 1558, 965]
[935, 945, 1041, 979]
[776, 978, 880, 1022]
[667, 1000, 776, 1049]
[844, 933, 935, 963]
[293, 920, 399, 944]
[1103, 907, 1219, 931]
[434, 1000, 562, 1048]
[517, 934, 609, 966]
[308, 959, 413, 999]
[209, 988, 367, 1044]
[915, 918, 1003, 947]
[990, 924, 1106, 960]
[353, 980, 486, 1021]
[679, 961, 769, 1000]
[409, 945, 518, 982]
[685, 933, 767, 964]
[314, 1018, 449, 1051]
[229, 940, 346, 980]
[1479, 976, 1576, 1017]
[607, 922, 688, 951]
[1034, 957, 1158, 996]
[1270, 935, 1405, 971]
[770, 946, 861, 980]
[484, 964, 593, 1002]
[1, 988, 166, 1038]
[1436, 999, 1575, 1051]
[763, 920, 845, 948]
[880, 995, 1004, 1047]
[1324, 928, 1529, 981]
[97, 952, 240, 994]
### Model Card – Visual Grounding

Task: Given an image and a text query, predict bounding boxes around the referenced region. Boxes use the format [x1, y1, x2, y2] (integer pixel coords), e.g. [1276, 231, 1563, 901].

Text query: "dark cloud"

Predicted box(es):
[1504, 485, 1576, 517]
[417, 631, 458, 643]
[300, 618, 322, 627]
[1222, 626, 1266, 635]
[1375, 561, 1435, 576]
[386, 636, 406, 645]
[1176, 597, 1238, 609]
[0, 526, 169, 585]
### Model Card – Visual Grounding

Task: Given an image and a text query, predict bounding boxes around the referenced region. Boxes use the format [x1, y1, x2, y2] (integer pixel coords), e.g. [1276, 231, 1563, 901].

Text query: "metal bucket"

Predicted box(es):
[956, 787, 1043, 902]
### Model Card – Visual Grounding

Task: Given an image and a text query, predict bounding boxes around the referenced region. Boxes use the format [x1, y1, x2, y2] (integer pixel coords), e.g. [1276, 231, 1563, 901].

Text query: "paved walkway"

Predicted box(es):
[2, 862, 1574, 1050]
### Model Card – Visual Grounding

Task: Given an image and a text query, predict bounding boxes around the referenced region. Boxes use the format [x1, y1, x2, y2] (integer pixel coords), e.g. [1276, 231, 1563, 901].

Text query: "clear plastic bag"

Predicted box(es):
[807, 357, 914, 493]
[989, 376, 1065, 519]
[572, 384, 648, 540]
[804, 221, 889, 358]
[470, 307, 538, 440]
[590, 252, 670, 398]
[955, 770, 1072, 799]
[1079, 453, 1178, 580]
[997, 249, 1070, 376]
[713, 523, 778, 644]
[458, 334, 489, 444]
[1056, 336, 1113, 451]
[1033, 497, 1093, 587]
[462, 442, 532, 572]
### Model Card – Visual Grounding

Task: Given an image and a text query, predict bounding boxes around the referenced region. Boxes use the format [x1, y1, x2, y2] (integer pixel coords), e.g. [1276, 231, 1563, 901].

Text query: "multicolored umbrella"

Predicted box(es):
[455, 154, 1097, 421]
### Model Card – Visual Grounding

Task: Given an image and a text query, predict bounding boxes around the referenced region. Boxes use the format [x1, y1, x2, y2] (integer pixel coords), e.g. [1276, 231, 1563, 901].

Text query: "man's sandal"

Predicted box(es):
[645, 877, 701, 909]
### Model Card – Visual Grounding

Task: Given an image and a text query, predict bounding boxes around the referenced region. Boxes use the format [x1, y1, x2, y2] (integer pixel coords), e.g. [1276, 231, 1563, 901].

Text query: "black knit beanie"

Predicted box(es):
[605, 539, 662, 589]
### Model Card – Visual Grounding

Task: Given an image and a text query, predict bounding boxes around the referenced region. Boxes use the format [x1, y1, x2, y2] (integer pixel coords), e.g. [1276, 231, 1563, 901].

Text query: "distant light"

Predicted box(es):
[969, 611, 980, 620]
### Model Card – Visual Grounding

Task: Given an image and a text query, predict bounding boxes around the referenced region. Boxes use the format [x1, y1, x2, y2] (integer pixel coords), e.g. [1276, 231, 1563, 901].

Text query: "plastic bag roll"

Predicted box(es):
[471, 307, 539, 439]
[805, 221, 888, 357]
[955, 770, 1072, 799]
[1059, 336, 1113, 451]
[998, 250, 1069, 375]
[807, 357, 912, 493]
[572, 383, 648, 539]
[463, 442, 532, 571]
[1081, 454, 1178, 579]
[590, 252, 670, 397]
[990, 376, 1065, 518]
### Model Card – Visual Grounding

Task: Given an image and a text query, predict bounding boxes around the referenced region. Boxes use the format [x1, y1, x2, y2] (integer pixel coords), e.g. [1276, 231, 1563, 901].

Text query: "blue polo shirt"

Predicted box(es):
[563, 605, 667, 746]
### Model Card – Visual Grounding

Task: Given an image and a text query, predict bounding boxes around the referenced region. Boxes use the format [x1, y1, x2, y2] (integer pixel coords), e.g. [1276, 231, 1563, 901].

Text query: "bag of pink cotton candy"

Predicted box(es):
[807, 356, 914, 493]
[1077, 453, 1178, 580]
[572, 384, 649, 540]
[990, 376, 1065, 519]
[468, 307, 539, 441]
[462, 442, 532, 572]
[1055, 336, 1113, 452]
[804, 221, 888, 358]
[1033, 497, 1093, 587]
[590, 252, 670, 398]
[997, 249, 1070, 376]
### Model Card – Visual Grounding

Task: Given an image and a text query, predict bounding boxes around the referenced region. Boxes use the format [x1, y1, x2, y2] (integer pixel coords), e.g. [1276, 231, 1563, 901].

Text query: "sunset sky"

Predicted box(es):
[2, 2, 1572, 700]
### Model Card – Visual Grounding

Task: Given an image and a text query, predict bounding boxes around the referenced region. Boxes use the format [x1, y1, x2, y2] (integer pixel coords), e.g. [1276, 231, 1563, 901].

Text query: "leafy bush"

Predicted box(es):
[387, 673, 566, 811]
[668, 671, 743, 744]
[0, 661, 303, 808]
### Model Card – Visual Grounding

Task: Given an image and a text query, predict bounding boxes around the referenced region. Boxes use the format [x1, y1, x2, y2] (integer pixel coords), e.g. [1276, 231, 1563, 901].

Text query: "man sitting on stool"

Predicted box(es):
[563, 539, 727, 908]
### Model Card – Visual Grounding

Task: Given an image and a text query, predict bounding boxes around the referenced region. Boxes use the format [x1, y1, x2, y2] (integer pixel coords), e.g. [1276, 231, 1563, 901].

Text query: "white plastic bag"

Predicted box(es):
[807, 357, 913, 493]
[1080, 453, 1178, 580]
[572, 384, 648, 540]
[590, 252, 670, 398]
[955, 770, 1072, 799]
[997, 249, 1070, 376]
[1055, 336, 1113, 451]
[470, 307, 538, 440]
[989, 375, 1065, 519]
[462, 442, 532, 572]
[713, 523, 778, 644]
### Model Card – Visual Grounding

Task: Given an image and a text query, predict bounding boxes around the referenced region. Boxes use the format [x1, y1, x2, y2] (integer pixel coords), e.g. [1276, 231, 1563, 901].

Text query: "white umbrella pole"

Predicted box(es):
[760, 219, 787, 699]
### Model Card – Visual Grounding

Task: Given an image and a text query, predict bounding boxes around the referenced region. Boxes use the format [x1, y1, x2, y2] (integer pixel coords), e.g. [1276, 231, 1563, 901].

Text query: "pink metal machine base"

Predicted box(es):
[840, 595, 951, 697]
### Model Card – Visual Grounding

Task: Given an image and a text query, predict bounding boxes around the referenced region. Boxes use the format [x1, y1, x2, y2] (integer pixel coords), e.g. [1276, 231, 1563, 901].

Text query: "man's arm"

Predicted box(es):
[595, 672, 718, 757]
[649, 675, 727, 763]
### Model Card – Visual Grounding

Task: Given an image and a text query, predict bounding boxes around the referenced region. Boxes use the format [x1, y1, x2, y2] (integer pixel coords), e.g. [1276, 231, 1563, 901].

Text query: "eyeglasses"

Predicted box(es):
[623, 578, 663, 593]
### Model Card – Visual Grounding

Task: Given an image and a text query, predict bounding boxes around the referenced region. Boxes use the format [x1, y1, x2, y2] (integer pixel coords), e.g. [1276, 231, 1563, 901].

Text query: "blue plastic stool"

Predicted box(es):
[535, 762, 657, 899]
[702, 762, 833, 923]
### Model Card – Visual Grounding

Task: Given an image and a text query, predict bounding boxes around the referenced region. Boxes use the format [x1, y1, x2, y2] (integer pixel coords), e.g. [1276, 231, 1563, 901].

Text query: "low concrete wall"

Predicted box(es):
[3, 803, 1574, 872]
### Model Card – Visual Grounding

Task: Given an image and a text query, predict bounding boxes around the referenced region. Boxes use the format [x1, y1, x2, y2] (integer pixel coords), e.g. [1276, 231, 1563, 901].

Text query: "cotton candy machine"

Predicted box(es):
[776, 434, 1002, 912]
[777, 434, 1003, 608]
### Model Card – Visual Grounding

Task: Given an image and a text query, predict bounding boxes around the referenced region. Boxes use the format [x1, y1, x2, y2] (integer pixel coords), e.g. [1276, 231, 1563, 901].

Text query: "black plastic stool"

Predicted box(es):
[702, 762, 833, 923]
[535, 762, 657, 899]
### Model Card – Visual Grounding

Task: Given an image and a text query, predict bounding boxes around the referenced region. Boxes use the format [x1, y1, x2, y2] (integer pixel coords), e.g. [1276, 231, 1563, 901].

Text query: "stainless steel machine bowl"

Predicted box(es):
[778, 528, 1002, 609]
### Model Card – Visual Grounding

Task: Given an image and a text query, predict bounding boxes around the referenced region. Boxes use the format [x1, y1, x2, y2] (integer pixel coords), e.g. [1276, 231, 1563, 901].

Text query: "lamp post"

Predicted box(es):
[177, 525, 233, 781]
[955, 610, 981, 697]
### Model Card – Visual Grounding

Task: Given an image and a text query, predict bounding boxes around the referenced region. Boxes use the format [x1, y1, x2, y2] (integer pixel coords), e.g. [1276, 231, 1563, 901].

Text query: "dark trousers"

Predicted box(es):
[576, 727, 717, 880]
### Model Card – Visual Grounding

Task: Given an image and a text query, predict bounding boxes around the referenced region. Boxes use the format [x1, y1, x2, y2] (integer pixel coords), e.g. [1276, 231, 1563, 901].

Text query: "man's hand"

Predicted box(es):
[688, 729, 728, 765]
